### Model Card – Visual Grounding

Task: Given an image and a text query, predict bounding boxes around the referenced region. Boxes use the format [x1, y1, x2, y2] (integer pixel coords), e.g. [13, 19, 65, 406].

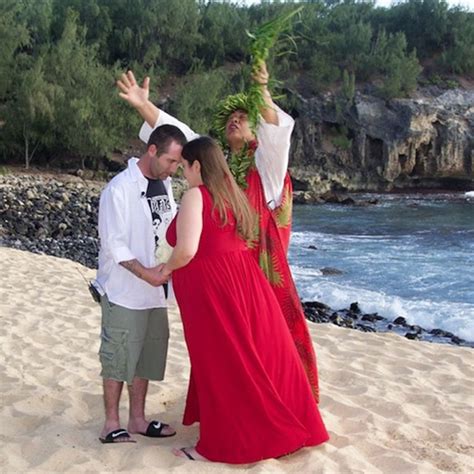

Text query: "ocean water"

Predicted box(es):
[289, 192, 474, 341]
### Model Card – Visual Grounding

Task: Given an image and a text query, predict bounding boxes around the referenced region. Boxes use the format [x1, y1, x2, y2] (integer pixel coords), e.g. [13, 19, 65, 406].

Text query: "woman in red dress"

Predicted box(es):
[159, 137, 329, 463]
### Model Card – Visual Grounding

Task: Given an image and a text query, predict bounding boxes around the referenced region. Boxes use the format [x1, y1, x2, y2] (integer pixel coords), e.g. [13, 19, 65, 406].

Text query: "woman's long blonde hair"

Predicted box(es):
[182, 136, 256, 241]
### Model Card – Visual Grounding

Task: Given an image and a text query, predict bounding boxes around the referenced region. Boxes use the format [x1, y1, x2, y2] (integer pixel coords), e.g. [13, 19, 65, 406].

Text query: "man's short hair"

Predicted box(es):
[147, 124, 187, 156]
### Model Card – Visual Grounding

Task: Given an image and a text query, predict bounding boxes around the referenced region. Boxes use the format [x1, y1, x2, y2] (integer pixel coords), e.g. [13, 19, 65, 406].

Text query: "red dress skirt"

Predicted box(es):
[166, 186, 328, 464]
[245, 168, 320, 402]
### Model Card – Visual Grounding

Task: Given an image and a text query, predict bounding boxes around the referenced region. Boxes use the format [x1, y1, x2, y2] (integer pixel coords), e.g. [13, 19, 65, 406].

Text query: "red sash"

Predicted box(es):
[245, 166, 320, 402]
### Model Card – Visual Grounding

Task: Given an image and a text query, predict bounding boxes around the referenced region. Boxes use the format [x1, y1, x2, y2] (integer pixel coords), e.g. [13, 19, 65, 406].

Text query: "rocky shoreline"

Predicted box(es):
[1, 173, 472, 347]
[1, 174, 101, 268]
[303, 301, 473, 348]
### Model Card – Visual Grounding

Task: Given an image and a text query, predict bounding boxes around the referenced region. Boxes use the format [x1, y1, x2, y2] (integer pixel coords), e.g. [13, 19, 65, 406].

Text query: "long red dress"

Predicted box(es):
[167, 186, 329, 464]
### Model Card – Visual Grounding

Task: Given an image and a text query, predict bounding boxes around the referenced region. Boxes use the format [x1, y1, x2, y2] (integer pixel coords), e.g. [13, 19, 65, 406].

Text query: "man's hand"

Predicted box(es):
[157, 262, 173, 280]
[145, 265, 170, 287]
[117, 71, 150, 110]
[251, 61, 278, 125]
[252, 61, 269, 86]
[120, 259, 169, 287]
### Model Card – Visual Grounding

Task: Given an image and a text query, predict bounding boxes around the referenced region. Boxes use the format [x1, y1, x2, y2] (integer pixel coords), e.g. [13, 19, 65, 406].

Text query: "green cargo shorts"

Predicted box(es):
[99, 294, 169, 385]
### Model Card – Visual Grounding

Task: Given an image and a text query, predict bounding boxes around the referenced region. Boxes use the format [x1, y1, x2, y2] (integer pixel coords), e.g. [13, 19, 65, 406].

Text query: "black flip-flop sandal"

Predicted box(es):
[140, 420, 176, 438]
[179, 447, 195, 460]
[99, 428, 136, 444]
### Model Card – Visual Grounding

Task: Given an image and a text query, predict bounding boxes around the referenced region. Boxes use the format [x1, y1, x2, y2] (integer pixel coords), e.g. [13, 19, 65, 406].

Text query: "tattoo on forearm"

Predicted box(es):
[120, 259, 144, 279]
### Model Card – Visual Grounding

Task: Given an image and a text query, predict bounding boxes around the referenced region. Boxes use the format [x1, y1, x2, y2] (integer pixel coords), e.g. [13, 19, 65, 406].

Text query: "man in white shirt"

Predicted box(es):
[95, 124, 186, 444]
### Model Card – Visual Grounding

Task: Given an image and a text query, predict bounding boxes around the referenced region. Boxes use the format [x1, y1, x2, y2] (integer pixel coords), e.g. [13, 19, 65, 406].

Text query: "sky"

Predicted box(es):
[375, 0, 473, 8]
[240, 0, 474, 10]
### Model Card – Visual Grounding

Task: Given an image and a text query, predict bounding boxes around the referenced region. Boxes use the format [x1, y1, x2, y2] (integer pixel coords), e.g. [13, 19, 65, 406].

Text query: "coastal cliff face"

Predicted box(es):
[290, 88, 474, 193]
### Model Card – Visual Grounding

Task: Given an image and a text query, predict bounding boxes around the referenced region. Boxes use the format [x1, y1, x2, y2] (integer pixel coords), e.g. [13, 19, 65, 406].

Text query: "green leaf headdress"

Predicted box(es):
[212, 92, 258, 147]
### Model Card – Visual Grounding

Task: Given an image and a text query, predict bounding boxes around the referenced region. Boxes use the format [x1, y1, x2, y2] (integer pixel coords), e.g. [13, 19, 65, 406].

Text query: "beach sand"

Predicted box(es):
[0, 247, 473, 473]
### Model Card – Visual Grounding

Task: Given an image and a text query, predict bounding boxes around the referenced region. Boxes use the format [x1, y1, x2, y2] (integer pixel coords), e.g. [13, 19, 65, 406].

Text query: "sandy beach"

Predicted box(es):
[0, 246, 473, 473]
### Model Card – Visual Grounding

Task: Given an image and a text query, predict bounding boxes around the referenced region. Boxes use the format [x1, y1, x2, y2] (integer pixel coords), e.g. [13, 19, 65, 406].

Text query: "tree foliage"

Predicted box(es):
[0, 0, 471, 166]
[169, 68, 236, 135]
[0, 1, 30, 98]
[441, 7, 474, 74]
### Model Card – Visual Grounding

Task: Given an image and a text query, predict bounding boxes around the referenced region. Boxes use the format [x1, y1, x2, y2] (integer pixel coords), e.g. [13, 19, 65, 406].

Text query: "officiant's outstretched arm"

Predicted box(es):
[117, 71, 199, 142]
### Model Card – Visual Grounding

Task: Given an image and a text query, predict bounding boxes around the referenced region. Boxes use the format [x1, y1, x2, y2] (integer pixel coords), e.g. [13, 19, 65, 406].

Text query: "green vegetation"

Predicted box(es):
[331, 130, 352, 151]
[0, 0, 471, 167]
[170, 68, 235, 135]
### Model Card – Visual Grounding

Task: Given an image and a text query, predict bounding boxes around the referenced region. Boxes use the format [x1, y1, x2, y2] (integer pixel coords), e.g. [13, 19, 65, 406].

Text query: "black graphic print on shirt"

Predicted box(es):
[145, 178, 173, 249]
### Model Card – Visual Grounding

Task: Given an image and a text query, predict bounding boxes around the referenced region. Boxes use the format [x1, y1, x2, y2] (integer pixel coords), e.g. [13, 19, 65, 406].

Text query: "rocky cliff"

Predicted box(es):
[289, 88, 474, 193]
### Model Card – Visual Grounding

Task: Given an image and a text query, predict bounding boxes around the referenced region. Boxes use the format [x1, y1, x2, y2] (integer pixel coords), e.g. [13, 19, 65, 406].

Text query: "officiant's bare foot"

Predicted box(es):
[172, 446, 208, 461]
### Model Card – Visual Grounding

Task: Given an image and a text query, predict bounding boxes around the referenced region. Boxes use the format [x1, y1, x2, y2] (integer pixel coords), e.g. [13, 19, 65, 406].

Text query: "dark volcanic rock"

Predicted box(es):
[302, 299, 473, 348]
[350, 302, 361, 313]
[430, 328, 455, 338]
[1, 175, 103, 268]
[304, 301, 331, 311]
[291, 176, 309, 191]
[393, 316, 407, 325]
[320, 267, 344, 276]
[355, 324, 376, 333]
[361, 313, 385, 322]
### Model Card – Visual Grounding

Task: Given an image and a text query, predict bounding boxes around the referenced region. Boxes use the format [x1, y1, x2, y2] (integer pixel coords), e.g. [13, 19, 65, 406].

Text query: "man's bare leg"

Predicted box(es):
[127, 376, 175, 435]
[100, 379, 133, 441]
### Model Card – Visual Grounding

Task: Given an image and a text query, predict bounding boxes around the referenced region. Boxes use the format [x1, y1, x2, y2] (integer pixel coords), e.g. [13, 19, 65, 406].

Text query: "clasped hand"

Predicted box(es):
[147, 264, 172, 287]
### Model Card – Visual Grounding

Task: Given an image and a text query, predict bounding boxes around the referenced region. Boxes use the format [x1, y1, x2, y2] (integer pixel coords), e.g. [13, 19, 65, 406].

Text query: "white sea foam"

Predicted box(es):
[292, 231, 404, 246]
[465, 191, 474, 199]
[291, 231, 331, 245]
[291, 269, 474, 341]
